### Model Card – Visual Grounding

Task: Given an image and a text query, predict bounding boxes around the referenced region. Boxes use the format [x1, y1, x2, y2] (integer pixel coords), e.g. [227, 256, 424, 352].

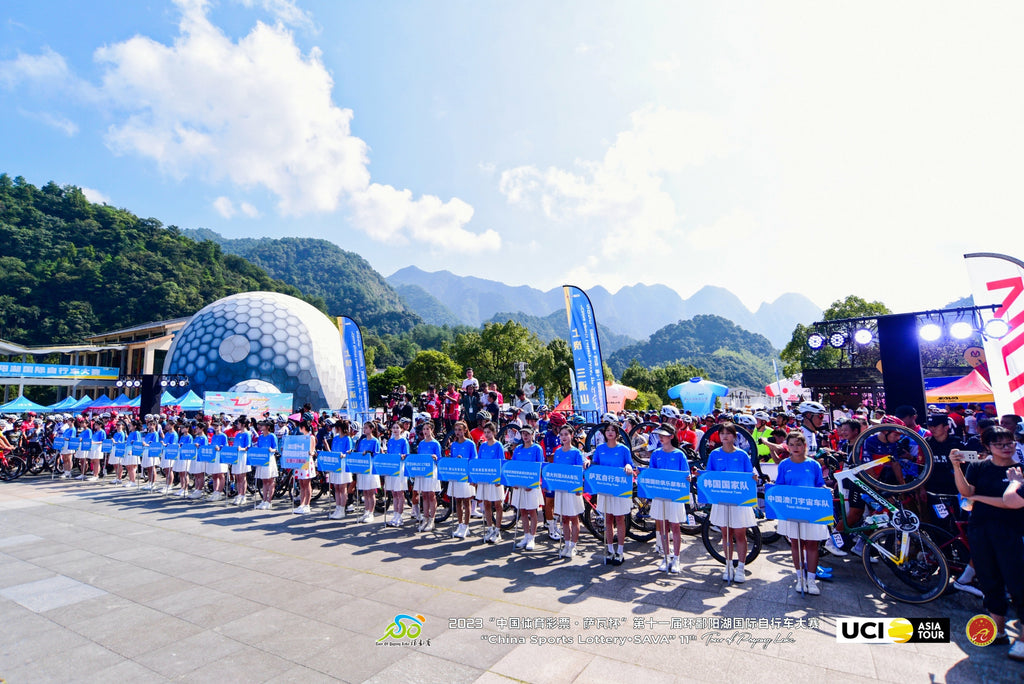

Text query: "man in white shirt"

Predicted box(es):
[461, 368, 479, 391]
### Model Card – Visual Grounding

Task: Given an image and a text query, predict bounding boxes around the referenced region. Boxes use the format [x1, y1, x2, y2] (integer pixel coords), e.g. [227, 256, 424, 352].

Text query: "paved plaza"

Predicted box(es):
[0, 476, 1018, 683]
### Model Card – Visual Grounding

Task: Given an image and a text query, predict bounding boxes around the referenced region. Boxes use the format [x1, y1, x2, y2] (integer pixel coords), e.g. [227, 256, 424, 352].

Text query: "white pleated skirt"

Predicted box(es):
[356, 473, 380, 491]
[328, 471, 352, 485]
[414, 476, 441, 493]
[776, 519, 829, 541]
[651, 499, 687, 524]
[448, 481, 475, 499]
[476, 483, 504, 502]
[597, 494, 632, 517]
[554, 491, 584, 516]
[384, 475, 407, 491]
[709, 503, 756, 528]
[511, 487, 543, 510]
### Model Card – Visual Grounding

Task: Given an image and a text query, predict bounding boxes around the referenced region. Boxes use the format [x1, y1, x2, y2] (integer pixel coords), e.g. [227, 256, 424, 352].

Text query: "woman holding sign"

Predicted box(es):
[328, 420, 353, 519]
[510, 427, 545, 551]
[593, 423, 634, 566]
[292, 421, 317, 515]
[207, 421, 229, 502]
[414, 420, 443, 532]
[553, 425, 586, 558]
[355, 422, 382, 523]
[254, 421, 280, 510]
[108, 420, 126, 485]
[477, 422, 506, 544]
[122, 420, 143, 488]
[650, 425, 689, 574]
[707, 422, 756, 582]
[774, 431, 827, 595]
[231, 418, 253, 506]
[385, 422, 410, 527]
[447, 421, 476, 539]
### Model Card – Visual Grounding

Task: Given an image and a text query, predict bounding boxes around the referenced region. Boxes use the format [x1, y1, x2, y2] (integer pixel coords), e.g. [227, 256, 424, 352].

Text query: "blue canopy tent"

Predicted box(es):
[108, 393, 134, 408]
[81, 394, 113, 411]
[0, 395, 50, 413]
[70, 395, 96, 410]
[46, 396, 80, 412]
[166, 390, 203, 411]
[667, 377, 730, 417]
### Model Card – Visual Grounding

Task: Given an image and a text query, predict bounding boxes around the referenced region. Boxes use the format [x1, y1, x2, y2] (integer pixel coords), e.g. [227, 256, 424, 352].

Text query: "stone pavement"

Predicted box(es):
[0, 476, 1018, 683]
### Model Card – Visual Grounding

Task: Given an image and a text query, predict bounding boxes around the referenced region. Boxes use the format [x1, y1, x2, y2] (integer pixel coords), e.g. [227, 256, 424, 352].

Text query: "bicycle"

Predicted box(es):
[919, 492, 973, 595]
[831, 425, 946, 604]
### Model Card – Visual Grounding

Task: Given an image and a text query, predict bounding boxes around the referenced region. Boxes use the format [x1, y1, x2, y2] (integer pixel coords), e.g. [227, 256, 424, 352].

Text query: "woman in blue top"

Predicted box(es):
[254, 421, 280, 510]
[448, 421, 477, 539]
[511, 427, 545, 551]
[75, 421, 92, 481]
[592, 423, 634, 566]
[58, 417, 76, 479]
[188, 423, 210, 500]
[477, 422, 506, 544]
[385, 422, 411, 527]
[553, 425, 586, 558]
[649, 425, 689, 574]
[87, 419, 106, 481]
[355, 422, 382, 523]
[414, 421, 443, 532]
[327, 420, 353, 520]
[207, 421, 230, 502]
[107, 421, 126, 486]
[122, 421, 143, 487]
[231, 418, 254, 506]
[707, 422, 757, 582]
[775, 431, 827, 595]
[173, 424, 193, 497]
[141, 421, 162, 491]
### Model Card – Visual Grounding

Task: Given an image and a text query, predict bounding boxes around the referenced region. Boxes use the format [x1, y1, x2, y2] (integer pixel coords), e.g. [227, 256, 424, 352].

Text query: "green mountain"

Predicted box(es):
[0, 175, 317, 346]
[607, 314, 778, 389]
[484, 310, 637, 355]
[184, 229, 421, 334]
[393, 283, 462, 327]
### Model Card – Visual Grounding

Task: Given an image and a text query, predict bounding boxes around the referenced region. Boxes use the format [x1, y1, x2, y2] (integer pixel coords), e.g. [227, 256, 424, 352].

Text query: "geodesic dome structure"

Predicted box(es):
[230, 379, 281, 394]
[164, 291, 345, 409]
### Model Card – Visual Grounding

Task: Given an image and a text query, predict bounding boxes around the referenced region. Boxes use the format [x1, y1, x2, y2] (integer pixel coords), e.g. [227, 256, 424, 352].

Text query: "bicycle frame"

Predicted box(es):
[833, 456, 920, 566]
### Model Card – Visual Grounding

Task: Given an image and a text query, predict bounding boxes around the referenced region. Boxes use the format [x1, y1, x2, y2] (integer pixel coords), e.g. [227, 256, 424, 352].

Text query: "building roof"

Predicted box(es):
[0, 339, 125, 356]
[85, 317, 191, 343]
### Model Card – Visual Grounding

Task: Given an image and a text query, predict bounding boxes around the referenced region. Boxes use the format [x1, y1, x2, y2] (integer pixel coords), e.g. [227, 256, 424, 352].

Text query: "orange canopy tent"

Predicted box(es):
[553, 382, 639, 414]
[925, 369, 994, 404]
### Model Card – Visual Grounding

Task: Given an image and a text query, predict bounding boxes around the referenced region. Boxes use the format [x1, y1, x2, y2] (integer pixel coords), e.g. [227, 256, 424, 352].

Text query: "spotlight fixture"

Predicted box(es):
[115, 379, 124, 387]
[949, 321, 974, 340]
[919, 322, 942, 342]
[853, 328, 873, 345]
[984, 318, 1010, 340]
[807, 333, 826, 350]
[828, 332, 848, 349]
[160, 379, 168, 387]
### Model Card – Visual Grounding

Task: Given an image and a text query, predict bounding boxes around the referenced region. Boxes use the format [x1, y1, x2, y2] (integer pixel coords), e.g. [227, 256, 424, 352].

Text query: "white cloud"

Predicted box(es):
[17, 109, 78, 136]
[237, 0, 316, 32]
[81, 187, 111, 205]
[213, 196, 236, 218]
[2, 0, 495, 252]
[651, 53, 680, 74]
[500, 105, 730, 257]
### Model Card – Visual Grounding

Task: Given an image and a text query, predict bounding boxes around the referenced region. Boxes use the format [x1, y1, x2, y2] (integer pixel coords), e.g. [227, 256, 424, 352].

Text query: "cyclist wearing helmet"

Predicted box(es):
[797, 401, 827, 452]
[752, 412, 773, 462]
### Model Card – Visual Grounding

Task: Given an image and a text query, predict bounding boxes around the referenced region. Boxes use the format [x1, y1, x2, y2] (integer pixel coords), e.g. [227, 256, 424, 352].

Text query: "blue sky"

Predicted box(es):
[4, 0, 1024, 313]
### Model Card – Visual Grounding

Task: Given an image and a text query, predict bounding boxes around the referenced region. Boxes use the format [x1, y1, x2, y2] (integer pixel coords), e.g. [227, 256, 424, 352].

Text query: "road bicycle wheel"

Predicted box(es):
[496, 424, 521, 458]
[627, 493, 656, 542]
[848, 425, 933, 494]
[440, 429, 456, 456]
[499, 489, 520, 531]
[310, 473, 329, 502]
[700, 517, 762, 565]
[680, 502, 708, 536]
[434, 491, 452, 524]
[627, 422, 660, 466]
[918, 523, 970, 579]
[581, 501, 631, 543]
[583, 423, 608, 454]
[698, 424, 758, 473]
[861, 527, 948, 604]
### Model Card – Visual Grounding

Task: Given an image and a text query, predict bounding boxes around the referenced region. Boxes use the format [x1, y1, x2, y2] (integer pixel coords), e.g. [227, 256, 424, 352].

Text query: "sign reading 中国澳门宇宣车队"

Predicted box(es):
[542, 463, 584, 493]
[584, 465, 633, 498]
[372, 452, 402, 476]
[637, 468, 690, 502]
[764, 484, 835, 524]
[437, 457, 469, 482]
[696, 471, 757, 506]
[501, 461, 542, 488]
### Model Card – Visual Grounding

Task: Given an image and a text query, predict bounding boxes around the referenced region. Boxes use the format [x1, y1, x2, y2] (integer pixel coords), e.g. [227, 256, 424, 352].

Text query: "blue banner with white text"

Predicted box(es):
[338, 316, 370, 418]
[563, 285, 607, 416]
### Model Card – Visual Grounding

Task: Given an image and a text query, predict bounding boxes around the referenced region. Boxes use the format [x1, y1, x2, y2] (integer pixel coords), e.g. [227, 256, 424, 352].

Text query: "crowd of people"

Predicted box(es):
[3, 382, 1024, 662]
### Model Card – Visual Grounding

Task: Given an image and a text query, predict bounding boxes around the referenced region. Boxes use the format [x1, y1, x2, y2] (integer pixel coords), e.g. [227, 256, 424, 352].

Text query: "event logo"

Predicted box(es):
[376, 614, 427, 646]
[836, 618, 949, 644]
[966, 614, 998, 647]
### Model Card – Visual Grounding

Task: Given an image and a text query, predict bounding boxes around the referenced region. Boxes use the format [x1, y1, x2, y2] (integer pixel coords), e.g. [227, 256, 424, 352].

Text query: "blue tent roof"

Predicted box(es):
[82, 394, 113, 410]
[0, 395, 50, 413]
[70, 395, 95, 410]
[166, 390, 202, 410]
[109, 393, 134, 407]
[160, 390, 178, 404]
[47, 396, 79, 411]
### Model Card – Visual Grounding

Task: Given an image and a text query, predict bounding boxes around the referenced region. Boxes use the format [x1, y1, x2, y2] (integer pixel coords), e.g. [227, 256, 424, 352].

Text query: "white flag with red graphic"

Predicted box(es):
[964, 252, 1024, 416]
[765, 375, 805, 401]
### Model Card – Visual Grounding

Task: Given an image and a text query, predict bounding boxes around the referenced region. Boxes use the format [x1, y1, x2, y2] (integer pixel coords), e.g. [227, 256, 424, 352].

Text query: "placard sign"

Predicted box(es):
[372, 452, 402, 476]
[130, 444, 145, 458]
[53, 437, 66, 451]
[437, 457, 469, 482]
[468, 459, 501, 485]
[345, 451, 373, 475]
[501, 461, 542, 488]
[764, 485, 834, 524]
[280, 435, 312, 470]
[218, 446, 239, 466]
[637, 468, 691, 503]
[178, 445, 196, 461]
[404, 454, 436, 479]
[163, 445, 180, 460]
[584, 465, 633, 498]
[245, 447, 272, 467]
[113, 444, 127, 459]
[197, 446, 218, 463]
[542, 463, 585, 493]
[696, 471, 757, 506]
[101, 440, 114, 454]
[316, 450, 344, 473]
[68, 438, 82, 451]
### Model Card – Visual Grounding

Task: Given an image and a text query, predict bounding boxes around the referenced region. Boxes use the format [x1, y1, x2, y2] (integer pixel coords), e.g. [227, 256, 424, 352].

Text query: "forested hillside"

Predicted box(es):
[0, 175, 316, 345]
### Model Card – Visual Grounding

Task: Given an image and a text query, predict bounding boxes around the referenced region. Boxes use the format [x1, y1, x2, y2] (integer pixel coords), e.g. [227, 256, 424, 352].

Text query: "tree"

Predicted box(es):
[445, 321, 545, 392]
[404, 350, 461, 393]
[367, 366, 406, 408]
[780, 295, 891, 375]
[530, 338, 573, 401]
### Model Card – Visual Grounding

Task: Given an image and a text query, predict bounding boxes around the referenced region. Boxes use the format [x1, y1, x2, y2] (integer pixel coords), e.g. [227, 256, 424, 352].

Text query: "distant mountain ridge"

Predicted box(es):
[388, 266, 821, 347]
[483, 310, 638, 354]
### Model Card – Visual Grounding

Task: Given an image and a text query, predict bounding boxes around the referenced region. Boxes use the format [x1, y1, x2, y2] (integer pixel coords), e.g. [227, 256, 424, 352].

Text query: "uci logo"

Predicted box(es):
[376, 614, 425, 643]
[836, 618, 913, 644]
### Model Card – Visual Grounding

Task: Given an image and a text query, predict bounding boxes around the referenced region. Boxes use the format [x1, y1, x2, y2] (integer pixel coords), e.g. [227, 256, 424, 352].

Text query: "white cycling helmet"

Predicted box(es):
[753, 411, 771, 422]
[660, 405, 680, 419]
[601, 412, 618, 423]
[734, 414, 756, 429]
[797, 401, 827, 415]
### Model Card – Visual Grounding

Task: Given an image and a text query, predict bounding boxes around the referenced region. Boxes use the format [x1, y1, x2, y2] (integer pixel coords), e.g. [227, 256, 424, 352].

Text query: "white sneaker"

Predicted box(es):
[492, 529, 502, 544]
[424, 519, 435, 532]
[123, 481, 135, 488]
[722, 565, 734, 581]
[411, 506, 422, 521]
[294, 505, 311, 515]
[345, 503, 355, 513]
[654, 541, 664, 555]
[360, 512, 373, 523]
[254, 501, 267, 510]
[805, 575, 820, 595]
[524, 534, 535, 551]
[188, 490, 203, 500]
[328, 506, 345, 520]
[177, 489, 188, 498]
[658, 558, 669, 572]
[825, 538, 848, 557]
[471, 508, 483, 518]
[515, 535, 528, 549]
[482, 527, 495, 543]
[111, 479, 121, 485]
[85, 475, 98, 482]
[390, 514, 403, 527]
[74, 474, 85, 480]
[566, 542, 576, 557]
[548, 523, 561, 541]
[210, 491, 225, 502]
[952, 581, 984, 598]
[237, 495, 248, 506]
[557, 544, 567, 558]
[734, 563, 747, 583]
[795, 571, 806, 593]
[669, 556, 680, 574]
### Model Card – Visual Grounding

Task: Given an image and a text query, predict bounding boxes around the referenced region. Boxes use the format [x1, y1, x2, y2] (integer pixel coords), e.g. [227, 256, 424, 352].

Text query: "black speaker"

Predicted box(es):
[139, 374, 162, 417]
[877, 314, 925, 417]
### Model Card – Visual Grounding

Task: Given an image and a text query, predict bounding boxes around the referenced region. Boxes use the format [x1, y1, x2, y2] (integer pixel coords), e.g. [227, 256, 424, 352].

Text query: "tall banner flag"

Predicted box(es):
[338, 316, 370, 419]
[563, 285, 608, 416]
[965, 252, 1024, 416]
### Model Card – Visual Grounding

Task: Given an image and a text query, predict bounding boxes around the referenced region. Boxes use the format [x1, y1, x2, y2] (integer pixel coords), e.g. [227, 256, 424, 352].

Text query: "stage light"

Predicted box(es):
[949, 321, 973, 340]
[828, 332, 848, 349]
[919, 322, 942, 342]
[807, 333, 826, 350]
[160, 379, 168, 387]
[984, 318, 1010, 339]
[116, 379, 124, 387]
[853, 328, 873, 345]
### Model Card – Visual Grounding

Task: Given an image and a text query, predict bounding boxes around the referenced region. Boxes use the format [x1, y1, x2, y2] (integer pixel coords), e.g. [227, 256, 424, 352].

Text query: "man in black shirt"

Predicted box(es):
[925, 414, 963, 496]
[461, 385, 481, 427]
